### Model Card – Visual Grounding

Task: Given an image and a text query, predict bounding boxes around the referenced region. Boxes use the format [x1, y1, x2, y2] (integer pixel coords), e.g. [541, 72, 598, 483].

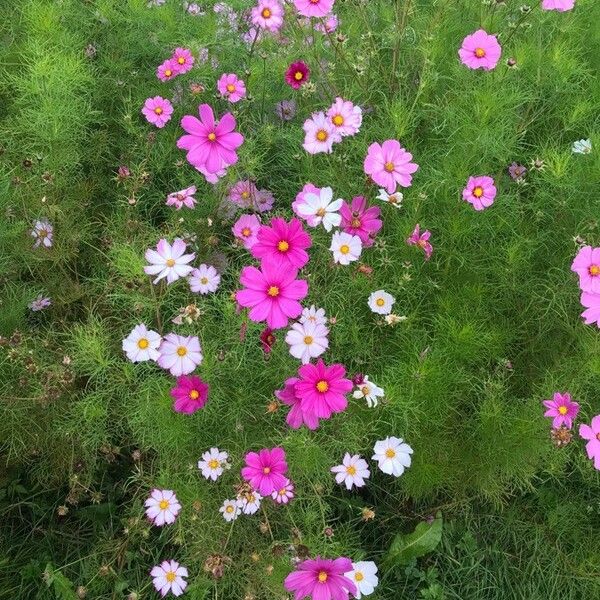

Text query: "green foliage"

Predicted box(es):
[385, 513, 443, 568]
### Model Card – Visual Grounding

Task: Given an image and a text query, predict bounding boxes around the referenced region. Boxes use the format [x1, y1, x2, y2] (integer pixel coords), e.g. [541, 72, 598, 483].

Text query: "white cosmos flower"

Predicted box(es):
[189, 263, 220, 294]
[198, 447, 229, 481]
[297, 186, 343, 232]
[353, 376, 384, 407]
[285, 321, 329, 364]
[144, 238, 195, 285]
[122, 323, 161, 362]
[330, 453, 370, 490]
[572, 139, 592, 154]
[219, 499, 241, 521]
[344, 561, 378, 598]
[367, 290, 395, 315]
[151, 560, 188, 597]
[299, 305, 327, 327]
[238, 491, 262, 515]
[144, 489, 182, 526]
[372, 436, 413, 477]
[376, 188, 403, 208]
[330, 231, 362, 265]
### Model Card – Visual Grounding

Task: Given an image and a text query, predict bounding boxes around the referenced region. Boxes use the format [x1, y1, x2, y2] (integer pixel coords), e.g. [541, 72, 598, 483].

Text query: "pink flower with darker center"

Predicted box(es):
[142, 96, 174, 128]
[340, 196, 382, 247]
[458, 29, 502, 70]
[172, 47, 194, 73]
[260, 327, 277, 353]
[542, 0, 575, 11]
[303, 111, 340, 155]
[251, 0, 284, 31]
[166, 185, 197, 210]
[157, 59, 178, 82]
[233, 214, 261, 249]
[217, 73, 247, 103]
[170, 375, 209, 414]
[236, 261, 308, 329]
[364, 140, 419, 194]
[294, 358, 352, 420]
[571, 246, 600, 294]
[406, 224, 432, 260]
[542, 392, 579, 429]
[177, 103, 244, 174]
[241, 447, 288, 495]
[285, 60, 310, 89]
[251, 217, 312, 270]
[293, 183, 322, 226]
[462, 176, 497, 211]
[293, 0, 335, 18]
[284, 556, 356, 600]
[581, 292, 600, 327]
[326, 97, 362, 137]
[276, 376, 321, 430]
[579, 415, 600, 471]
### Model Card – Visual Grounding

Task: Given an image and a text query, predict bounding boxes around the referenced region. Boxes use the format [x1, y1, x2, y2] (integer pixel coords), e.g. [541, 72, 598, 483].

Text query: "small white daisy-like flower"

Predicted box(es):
[144, 489, 182, 526]
[220, 498, 241, 522]
[150, 560, 188, 597]
[297, 186, 343, 232]
[353, 376, 384, 408]
[367, 290, 395, 315]
[330, 453, 370, 490]
[344, 561, 378, 598]
[198, 447, 229, 481]
[189, 264, 220, 294]
[330, 230, 362, 265]
[376, 188, 403, 208]
[572, 139, 592, 154]
[238, 491, 263, 515]
[372, 436, 413, 477]
[144, 238, 195, 285]
[285, 320, 329, 364]
[31, 219, 54, 248]
[122, 323, 161, 363]
[299, 305, 327, 327]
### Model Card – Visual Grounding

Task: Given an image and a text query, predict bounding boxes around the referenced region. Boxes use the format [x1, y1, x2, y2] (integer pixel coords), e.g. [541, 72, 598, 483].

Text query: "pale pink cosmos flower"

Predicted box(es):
[542, 0, 575, 11]
[406, 224, 432, 260]
[251, 217, 312, 270]
[29, 295, 51, 311]
[144, 489, 182, 526]
[330, 231, 362, 265]
[254, 188, 275, 213]
[331, 453, 370, 490]
[197, 162, 227, 185]
[571, 246, 600, 293]
[543, 392, 579, 429]
[31, 219, 53, 248]
[295, 186, 343, 232]
[157, 59, 178, 82]
[144, 239, 195, 284]
[157, 333, 203, 376]
[315, 13, 339, 33]
[326, 97, 362, 137]
[579, 415, 600, 471]
[285, 320, 329, 364]
[271, 478, 295, 504]
[166, 185, 197, 210]
[293, 183, 322, 226]
[142, 96, 174, 128]
[581, 292, 600, 327]
[229, 180, 259, 208]
[189, 264, 220, 294]
[251, 0, 284, 31]
[300, 305, 327, 326]
[171, 47, 195, 73]
[462, 175, 497, 211]
[364, 140, 419, 193]
[458, 29, 502, 70]
[151, 560, 188, 597]
[217, 73, 247, 103]
[122, 323, 161, 362]
[241, 447, 288, 496]
[303, 111, 340, 154]
[233, 214, 261, 249]
[293, 0, 334, 18]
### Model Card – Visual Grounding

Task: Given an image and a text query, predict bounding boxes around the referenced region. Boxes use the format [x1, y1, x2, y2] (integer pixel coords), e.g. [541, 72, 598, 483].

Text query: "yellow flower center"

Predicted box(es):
[589, 265, 600, 276]
[267, 286, 280, 297]
[39, 229, 48, 237]
[166, 258, 175, 267]
[277, 240, 290, 252]
[241, 191, 250, 199]
[138, 338, 149, 349]
[294, 71, 304, 81]
[418, 239, 427, 248]
[177, 56, 186, 65]
[263, 467, 271, 474]
[209, 459, 219, 469]
[262, 7, 271, 17]
[316, 129, 328, 142]
[475, 47, 486, 58]
[226, 84, 235, 92]
[385, 448, 396, 458]
[200, 277, 208, 284]
[166, 571, 176, 583]
[558, 405, 568, 415]
[165, 69, 172, 77]
[189, 389, 200, 400]
[304, 335, 314, 345]
[208, 132, 216, 141]
[332, 114, 344, 126]
[316, 207, 326, 217]
[279, 487, 287, 495]
[389, 195, 398, 204]
[384, 161, 395, 172]
[351, 218, 361, 228]
[346, 465, 356, 475]
[316, 380, 329, 393]
[376, 298, 385, 307]
[225, 504, 234, 513]
[473, 186, 484, 198]
[159, 499, 170, 510]
[154, 107, 163, 115]
[318, 571, 328, 582]
[355, 572, 364, 582]
[176, 346, 188, 357]
[361, 386, 370, 395]
[340, 244, 350, 255]
[242, 227, 251, 237]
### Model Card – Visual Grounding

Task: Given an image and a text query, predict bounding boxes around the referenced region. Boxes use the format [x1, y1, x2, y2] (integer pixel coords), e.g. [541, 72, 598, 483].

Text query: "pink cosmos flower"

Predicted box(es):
[326, 97, 362, 137]
[284, 556, 356, 600]
[571, 246, 600, 293]
[462, 175, 497, 211]
[581, 292, 600, 327]
[285, 61, 310, 89]
[145, 489, 182, 526]
[236, 261, 308, 329]
[158, 333, 203, 376]
[579, 415, 600, 470]
[229, 180, 259, 209]
[157, 59, 178, 82]
[197, 163, 227, 185]
[142, 96, 174, 128]
[295, 359, 352, 420]
[315, 13, 339, 33]
[251, 0, 284, 31]
[170, 375, 209, 414]
[293, 183, 321, 226]
[254, 188, 275, 212]
[233, 214, 261, 249]
[542, 392, 580, 429]
[177, 104, 244, 174]
[364, 140, 419, 193]
[251, 217, 312, 270]
[166, 185, 197, 210]
[406, 224, 433, 260]
[217, 73, 247, 103]
[29, 295, 52, 311]
[271, 478, 295, 504]
[293, 0, 335, 18]
[151, 560, 188, 597]
[144, 239, 195, 284]
[303, 111, 340, 154]
[275, 376, 321, 430]
[340, 196, 382, 247]
[172, 47, 195, 74]
[458, 29, 502, 70]
[542, 0, 575, 11]
[31, 219, 53, 248]
[241, 447, 288, 495]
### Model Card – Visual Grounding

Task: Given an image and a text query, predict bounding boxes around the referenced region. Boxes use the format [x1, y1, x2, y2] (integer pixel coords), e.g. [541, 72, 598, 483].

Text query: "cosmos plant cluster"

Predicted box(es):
[26, 0, 595, 598]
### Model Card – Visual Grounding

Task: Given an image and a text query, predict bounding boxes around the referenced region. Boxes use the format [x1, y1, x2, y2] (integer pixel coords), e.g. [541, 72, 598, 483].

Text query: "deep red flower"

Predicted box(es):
[285, 61, 310, 89]
[260, 327, 276, 354]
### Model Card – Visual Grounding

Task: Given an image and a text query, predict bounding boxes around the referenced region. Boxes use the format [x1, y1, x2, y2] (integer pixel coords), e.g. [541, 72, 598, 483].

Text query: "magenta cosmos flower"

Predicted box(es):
[157, 59, 178, 82]
[233, 214, 261, 249]
[142, 96, 173, 128]
[542, 0, 575, 11]
[217, 73, 247, 103]
[276, 377, 321, 430]
[581, 292, 600, 327]
[236, 262, 308, 329]
[462, 175, 497, 211]
[543, 392, 579, 429]
[579, 415, 600, 471]
[293, 183, 321, 226]
[166, 185, 197, 210]
[326, 97, 362, 138]
[241, 447, 288, 495]
[285, 61, 310, 89]
[158, 333, 203, 376]
[284, 556, 356, 600]
[340, 196, 382, 247]
[251, 0, 284, 31]
[172, 47, 195, 73]
[407, 223, 433, 260]
[170, 375, 209, 414]
[177, 103, 244, 174]
[364, 140, 419, 194]
[459, 29, 501, 70]
[571, 246, 600, 294]
[295, 359, 352, 420]
[251, 217, 312, 270]
[293, 0, 334, 18]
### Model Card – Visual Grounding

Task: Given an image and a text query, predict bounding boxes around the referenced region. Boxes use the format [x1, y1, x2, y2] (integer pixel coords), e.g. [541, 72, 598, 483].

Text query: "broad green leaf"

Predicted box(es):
[385, 512, 443, 567]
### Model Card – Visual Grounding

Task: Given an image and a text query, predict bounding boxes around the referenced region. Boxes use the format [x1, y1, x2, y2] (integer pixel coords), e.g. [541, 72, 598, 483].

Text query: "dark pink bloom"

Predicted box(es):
[284, 556, 356, 600]
[285, 61, 310, 89]
[406, 223, 432, 260]
[340, 196, 382, 247]
[295, 359, 352, 420]
[462, 176, 496, 211]
[236, 262, 308, 329]
[275, 377, 320, 430]
[581, 292, 600, 327]
[142, 96, 174, 128]
[364, 140, 419, 193]
[260, 327, 276, 353]
[177, 104, 244, 174]
[579, 415, 600, 471]
[157, 59, 178, 82]
[170, 375, 209, 414]
[241, 447, 288, 495]
[458, 30, 501, 70]
[172, 47, 195, 74]
[542, 392, 579, 429]
[571, 246, 600, 294]
[251, 217, 312, 269]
